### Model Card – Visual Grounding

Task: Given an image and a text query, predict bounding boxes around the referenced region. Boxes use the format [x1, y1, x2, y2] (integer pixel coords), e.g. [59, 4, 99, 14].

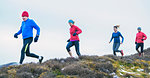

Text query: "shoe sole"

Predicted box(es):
[39, 57, 44, 64]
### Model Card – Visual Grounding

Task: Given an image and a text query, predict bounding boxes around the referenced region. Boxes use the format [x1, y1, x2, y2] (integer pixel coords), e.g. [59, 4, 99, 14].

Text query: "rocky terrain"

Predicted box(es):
[1, 48, 150, 78]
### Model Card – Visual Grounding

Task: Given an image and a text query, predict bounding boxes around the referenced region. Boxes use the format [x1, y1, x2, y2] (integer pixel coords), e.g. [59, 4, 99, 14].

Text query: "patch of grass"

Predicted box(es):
[53, 69, 62, 75]
[1, 55, 150, 78]
[112, 59, 150, 78]
[7, 69, 16, 78]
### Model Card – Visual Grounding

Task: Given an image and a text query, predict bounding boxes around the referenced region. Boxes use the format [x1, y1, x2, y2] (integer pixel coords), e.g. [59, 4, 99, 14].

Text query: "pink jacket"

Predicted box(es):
[135, 32, 147, 43]
[70, 25, 82, 41]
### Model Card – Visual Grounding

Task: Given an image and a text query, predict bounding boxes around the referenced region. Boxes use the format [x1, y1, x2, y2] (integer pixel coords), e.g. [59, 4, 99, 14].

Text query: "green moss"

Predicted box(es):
[112, 59, 150, 78]
[1, 55, 150, 78]
[7, 69, 16, 78]
[38, 72, 47, 78]
[53, 69, 62, 75]
[56, 75, 77, 78]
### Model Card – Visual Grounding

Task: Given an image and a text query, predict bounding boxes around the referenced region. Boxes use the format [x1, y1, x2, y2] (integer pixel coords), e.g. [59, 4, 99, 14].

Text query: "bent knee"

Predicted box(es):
[66, 47, 70, 52]
[114, 49, 118, 52]
[66, 46, 69, 49]
[26, 53, 30, 56]
[136, 47, 138, 50]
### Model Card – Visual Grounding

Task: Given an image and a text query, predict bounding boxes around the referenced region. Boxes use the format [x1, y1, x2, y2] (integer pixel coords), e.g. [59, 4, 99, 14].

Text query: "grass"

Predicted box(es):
[1, 54, 150, 78]
[113, 59, 150, 78]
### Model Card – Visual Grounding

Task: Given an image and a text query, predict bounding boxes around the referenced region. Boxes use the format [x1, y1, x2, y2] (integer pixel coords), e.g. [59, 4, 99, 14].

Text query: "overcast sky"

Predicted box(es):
[0, 0, 150, 64]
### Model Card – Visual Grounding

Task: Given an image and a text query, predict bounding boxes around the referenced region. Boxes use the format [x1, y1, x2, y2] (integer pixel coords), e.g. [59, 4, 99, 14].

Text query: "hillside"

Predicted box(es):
[1, 48, 150, 78]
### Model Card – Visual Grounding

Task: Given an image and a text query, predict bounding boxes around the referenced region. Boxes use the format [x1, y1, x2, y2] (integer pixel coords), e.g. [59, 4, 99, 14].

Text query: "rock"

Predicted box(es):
[16, 72, 34, 78]
[38, 72, 56, 78]
[0, 73, 8, 78]
[61, 64, 94, 76]
[95, 62, 115, 74]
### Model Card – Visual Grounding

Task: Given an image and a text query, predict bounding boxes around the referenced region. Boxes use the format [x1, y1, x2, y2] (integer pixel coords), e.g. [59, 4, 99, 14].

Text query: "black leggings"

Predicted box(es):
[136, 43, 144, 53]
[66, 41, 81, 56]
[20, 37, 39, 64]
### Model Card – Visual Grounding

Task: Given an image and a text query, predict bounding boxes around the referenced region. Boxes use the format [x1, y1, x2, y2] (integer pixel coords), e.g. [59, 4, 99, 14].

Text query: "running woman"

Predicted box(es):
[14, 11, 43, 64]
[135, 27, 147, 57]
[109, 25, 124, 56]
[66, 19, 82, 57]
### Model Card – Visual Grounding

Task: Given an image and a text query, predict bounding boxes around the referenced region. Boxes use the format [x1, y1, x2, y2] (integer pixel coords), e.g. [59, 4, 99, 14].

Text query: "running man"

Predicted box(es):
[66, 19, 82, 57]
[109, 25, 124, 56]
[135, 27, 147, 57]
[14, 11, 43, 64]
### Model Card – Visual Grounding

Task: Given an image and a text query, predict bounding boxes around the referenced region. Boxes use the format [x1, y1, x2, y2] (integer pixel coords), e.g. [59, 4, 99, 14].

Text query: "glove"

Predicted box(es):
[135, 42, 137, 44]
[67, 39, 70, 42]
[73, 33, 77, 36]
[141, 39, 144, 41]
[14, 33, 18, 38]
[34, 36, 39, 42]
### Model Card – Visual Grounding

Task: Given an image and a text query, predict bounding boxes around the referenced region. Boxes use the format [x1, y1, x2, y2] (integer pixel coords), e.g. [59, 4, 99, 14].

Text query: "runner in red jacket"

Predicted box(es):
[66, 19, 82, 57]
[135, 27, 147, 57]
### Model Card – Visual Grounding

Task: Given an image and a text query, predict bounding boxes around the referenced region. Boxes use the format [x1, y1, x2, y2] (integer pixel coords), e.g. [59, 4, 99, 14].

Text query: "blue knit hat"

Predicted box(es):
[137, 27, 141, 30]
[68, 19, 74, 24]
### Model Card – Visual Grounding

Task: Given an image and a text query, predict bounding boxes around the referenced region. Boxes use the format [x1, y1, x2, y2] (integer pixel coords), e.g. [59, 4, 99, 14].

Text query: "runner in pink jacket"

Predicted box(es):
[66, 19, 82, 57]
[135, 32, 147, 43]
[135, 27, 147, 56]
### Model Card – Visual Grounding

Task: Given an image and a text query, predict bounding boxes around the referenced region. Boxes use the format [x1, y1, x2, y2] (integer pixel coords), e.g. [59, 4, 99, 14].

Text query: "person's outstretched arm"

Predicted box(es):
[109, 34, 113, 43]
[17, 25, 22, 35]
[31, 20, 40, 42]
[75, 26, 82, 35]
[31, 20, 40, 36]
[135, 34, 138, 44]
[135, 36, 137, 42]
[119, 32, 124, 43]
[143, 33, 147, 40]
[14, 24, 22, 38]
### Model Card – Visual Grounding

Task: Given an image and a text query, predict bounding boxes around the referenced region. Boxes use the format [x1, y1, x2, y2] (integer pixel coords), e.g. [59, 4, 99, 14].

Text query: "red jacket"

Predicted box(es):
[135, 32, 147, 43]
[70, 25, 82, 41]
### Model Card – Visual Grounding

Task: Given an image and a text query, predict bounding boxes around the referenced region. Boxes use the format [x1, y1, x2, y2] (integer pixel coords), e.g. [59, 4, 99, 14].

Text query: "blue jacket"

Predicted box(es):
[110, 31, 124, 43]
[17, 19, 40, 39]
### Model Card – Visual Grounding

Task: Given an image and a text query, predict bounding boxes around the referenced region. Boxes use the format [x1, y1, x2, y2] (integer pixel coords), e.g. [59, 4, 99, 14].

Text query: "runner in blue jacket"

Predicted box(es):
[109, 25, 124, 56]
[14, 11, 43, 64]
